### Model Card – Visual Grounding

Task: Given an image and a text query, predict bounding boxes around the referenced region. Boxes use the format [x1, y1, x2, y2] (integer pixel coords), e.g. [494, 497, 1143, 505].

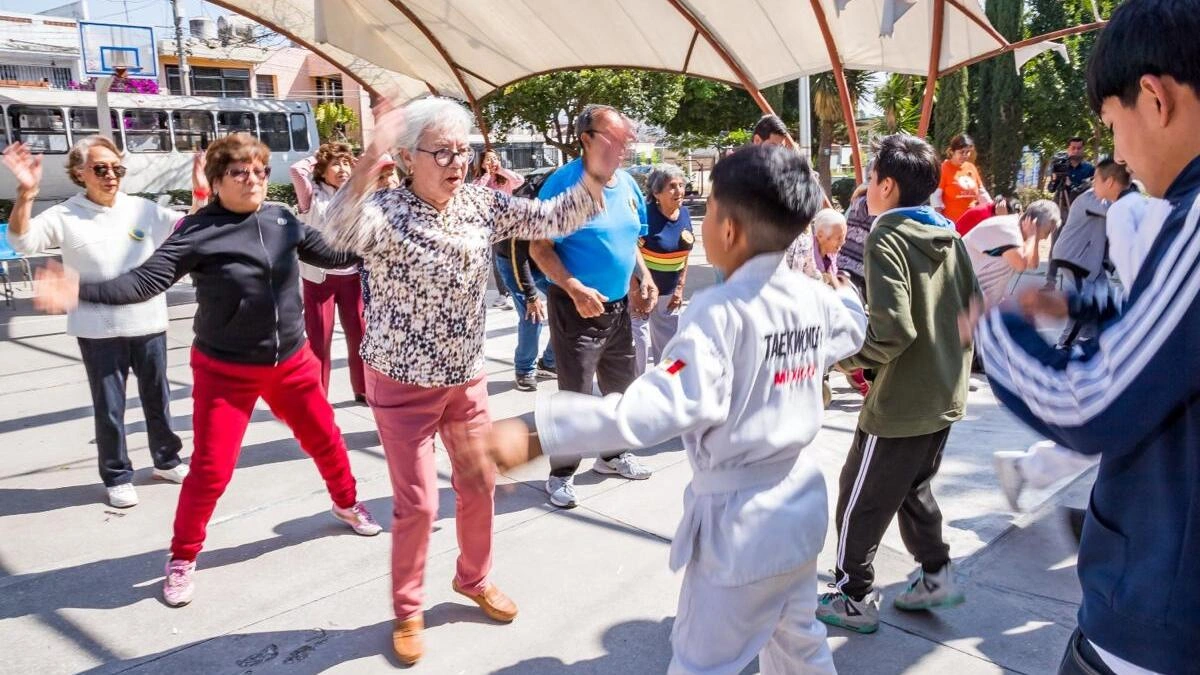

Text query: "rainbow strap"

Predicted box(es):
[640, 246, 689, 272]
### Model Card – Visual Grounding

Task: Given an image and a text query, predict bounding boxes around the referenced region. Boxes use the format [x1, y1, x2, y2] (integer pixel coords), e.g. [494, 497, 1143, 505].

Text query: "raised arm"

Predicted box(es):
[289, 155, 318, 214]
[2, 142, 55, 252]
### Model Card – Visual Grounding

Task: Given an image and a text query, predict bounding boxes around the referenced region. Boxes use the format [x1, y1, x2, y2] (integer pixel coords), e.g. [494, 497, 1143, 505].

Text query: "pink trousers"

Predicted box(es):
[365, 367, 495, 620]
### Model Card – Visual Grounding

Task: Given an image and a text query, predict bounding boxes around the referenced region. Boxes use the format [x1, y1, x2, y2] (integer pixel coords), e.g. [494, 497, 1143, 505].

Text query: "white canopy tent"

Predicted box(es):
[206, 0, 1104, 179]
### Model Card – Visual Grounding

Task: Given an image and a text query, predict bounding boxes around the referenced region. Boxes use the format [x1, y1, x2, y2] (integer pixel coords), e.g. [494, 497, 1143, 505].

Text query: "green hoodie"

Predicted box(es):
[841, 210, 980, 437]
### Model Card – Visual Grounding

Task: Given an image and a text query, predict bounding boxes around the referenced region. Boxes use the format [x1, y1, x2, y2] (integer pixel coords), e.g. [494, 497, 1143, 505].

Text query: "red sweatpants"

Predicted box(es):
[171, 346, 359, 561]
[303, 275, 366, 397]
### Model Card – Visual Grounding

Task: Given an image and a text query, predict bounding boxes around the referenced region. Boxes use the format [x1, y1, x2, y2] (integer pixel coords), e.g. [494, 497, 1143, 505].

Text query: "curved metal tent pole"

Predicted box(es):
[385, 0, 493, 149]
[938, 22, 1107, 77]
[917, 0, 947, 139]
[809, 0, 863, 183]
[663, 0, 777, 116]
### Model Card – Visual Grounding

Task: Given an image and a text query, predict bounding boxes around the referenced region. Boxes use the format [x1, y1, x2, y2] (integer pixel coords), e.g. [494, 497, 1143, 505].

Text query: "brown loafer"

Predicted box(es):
[392, 615, 424, 665]
[452, 580, 519, 622]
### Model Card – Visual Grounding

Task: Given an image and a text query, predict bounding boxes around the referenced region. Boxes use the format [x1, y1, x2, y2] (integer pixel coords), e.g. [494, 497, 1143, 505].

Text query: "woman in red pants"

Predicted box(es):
[290, 144, 369, 403]
[34, 133, 382, 608]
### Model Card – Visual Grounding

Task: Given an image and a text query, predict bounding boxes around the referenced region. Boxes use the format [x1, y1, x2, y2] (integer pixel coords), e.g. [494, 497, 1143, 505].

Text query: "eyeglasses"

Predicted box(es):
[224, 166, 272, 182]
[90, 163, 127, 178]
[417, 147, 475, 168]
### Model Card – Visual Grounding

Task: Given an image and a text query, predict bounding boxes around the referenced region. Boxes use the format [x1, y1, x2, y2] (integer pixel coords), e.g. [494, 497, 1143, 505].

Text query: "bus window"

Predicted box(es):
[257, 112, 290, 151]
[68, 108, 124, 151]
[290, 113, 310, 152]
[9, 106, 69, 154]
[173, 111, 215, 152]
[0, 110, 7, 152]
[218, 111, 257, 136]
[123, 110, 171, 153]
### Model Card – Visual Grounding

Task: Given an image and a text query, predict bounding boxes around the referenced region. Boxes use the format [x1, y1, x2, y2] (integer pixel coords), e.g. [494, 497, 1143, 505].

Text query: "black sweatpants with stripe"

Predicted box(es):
[833, 426, 953, 600]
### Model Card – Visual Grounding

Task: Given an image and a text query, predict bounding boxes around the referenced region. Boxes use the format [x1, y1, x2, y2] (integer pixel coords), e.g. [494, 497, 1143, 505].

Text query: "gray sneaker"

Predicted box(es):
[893, 564, 965, 611]
[593, 452, 652, 480]
[816, 589, 881, 634]
[993, 450, 1027, 512]
[546, 475, 577, 508]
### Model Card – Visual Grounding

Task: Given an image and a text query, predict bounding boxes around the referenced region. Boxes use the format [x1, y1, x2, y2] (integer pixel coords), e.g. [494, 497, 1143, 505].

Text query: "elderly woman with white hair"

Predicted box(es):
[319, 96, 631, 665]
[2, 136, 204, 508]
[633, 163, 694, 374]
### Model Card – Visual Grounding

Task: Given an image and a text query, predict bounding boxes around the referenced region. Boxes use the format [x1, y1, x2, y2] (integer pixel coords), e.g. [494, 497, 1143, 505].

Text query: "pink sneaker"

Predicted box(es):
[332, 502, 382, 536]
[163, 559, 196, 607]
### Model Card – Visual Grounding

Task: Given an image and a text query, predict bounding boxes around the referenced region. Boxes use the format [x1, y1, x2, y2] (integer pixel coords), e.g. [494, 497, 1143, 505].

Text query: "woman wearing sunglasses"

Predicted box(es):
[317, 96, 631, 665]
[33, 132, 382, 608]
[2, 136, 207, 509]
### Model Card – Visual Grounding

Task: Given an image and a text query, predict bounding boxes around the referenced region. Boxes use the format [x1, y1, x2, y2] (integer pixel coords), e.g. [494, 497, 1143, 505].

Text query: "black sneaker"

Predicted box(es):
[536, 359, 557, 379]
[515, 372, 538, 392]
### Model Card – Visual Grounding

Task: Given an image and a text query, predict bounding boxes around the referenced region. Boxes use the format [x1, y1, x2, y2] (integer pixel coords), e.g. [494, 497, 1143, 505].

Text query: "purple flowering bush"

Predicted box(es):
[68, 77, 160, 95]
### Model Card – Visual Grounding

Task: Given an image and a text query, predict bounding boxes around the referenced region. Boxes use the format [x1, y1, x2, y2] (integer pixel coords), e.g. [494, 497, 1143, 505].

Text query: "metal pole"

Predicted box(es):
[97, 76, 114, 141]
[798, 75, 812, 159]
[172, 0, 192, 96]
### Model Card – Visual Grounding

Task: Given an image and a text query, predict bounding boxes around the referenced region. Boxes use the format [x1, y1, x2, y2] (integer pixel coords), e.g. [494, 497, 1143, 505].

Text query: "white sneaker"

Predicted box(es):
[106, 483, 139, 508]
[546, 475, 577, 508]
[332, 501, 383, 536]
[593, 452, 652, 480]
[992, 450, 1027, 512]
[893, 563, 965, 611]
[153, 464, 190, 484]
[491, 295, 514, 309]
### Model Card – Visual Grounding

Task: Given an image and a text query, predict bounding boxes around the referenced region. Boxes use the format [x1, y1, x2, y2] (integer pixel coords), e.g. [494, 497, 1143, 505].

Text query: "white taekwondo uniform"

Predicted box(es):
[535, 252, 866, 675]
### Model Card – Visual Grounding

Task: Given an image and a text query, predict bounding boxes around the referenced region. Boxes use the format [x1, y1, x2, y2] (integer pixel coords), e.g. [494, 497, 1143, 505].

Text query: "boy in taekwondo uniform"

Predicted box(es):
[482, 145, 866, 674]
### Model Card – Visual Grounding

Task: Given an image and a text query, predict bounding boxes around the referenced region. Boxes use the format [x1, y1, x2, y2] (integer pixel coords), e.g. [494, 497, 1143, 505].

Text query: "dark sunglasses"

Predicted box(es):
[90, 163, 127, 178]
[225, 166, 272, 182]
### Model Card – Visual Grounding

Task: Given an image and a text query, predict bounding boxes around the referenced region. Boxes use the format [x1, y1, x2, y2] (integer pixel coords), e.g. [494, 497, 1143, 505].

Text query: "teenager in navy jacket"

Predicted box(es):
[968, 3, 1200, 673]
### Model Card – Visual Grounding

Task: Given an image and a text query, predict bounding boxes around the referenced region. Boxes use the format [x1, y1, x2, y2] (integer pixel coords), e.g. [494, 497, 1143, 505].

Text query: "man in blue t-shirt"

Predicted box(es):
[531, 104, 657, 508]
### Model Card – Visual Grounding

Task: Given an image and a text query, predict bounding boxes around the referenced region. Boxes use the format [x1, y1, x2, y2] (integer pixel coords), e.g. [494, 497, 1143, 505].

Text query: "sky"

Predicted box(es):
[1, 0, 231, 31]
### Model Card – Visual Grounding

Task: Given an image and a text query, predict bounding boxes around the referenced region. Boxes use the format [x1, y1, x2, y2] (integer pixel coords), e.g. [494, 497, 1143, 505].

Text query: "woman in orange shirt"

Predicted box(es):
[934, 133, 991, 223]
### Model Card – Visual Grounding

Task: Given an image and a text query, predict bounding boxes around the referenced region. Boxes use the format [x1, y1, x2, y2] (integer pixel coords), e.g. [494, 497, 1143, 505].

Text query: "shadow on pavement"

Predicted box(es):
[489, 617, 674, 674]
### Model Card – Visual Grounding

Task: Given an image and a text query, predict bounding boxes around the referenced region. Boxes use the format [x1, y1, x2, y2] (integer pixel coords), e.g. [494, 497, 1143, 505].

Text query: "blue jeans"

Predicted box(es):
[494, 256, 555, 375]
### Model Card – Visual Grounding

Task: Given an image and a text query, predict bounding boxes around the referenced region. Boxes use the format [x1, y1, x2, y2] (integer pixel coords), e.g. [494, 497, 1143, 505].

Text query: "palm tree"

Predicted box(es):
[812, 70, 867, 195]
[874, 74, 922, 135]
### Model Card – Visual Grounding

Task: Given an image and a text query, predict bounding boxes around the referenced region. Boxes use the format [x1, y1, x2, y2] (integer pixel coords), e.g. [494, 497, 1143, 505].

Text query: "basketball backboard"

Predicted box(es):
[78, 22, 157, 78]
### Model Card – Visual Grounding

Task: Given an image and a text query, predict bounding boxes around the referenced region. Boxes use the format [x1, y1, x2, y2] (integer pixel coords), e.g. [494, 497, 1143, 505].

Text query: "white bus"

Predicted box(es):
[0, 89, 317, 209]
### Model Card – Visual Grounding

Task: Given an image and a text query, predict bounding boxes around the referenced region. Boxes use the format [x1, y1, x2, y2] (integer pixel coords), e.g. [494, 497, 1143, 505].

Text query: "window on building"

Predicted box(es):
[255, 74, 276, 99]
[68, 108, 124, 150]
[313, 76, 342, 105]
[172, 111, 215, 152]
[257, 112, 290, 151]
[8, 106, 68, 153]
[0, 64, 72, 89]
[290, 113, 310, 152]
[217, 111, 257, 137]
[122, 109, 170, 152]
[166, 66, 251, 98]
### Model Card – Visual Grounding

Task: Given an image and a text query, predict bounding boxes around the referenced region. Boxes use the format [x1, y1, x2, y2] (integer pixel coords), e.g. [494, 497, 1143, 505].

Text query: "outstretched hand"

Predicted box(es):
[485, 418, 543, 472]
[368, 96, 407, 157]
[33, 261, 80, 315]
[2, 142, 43, 193]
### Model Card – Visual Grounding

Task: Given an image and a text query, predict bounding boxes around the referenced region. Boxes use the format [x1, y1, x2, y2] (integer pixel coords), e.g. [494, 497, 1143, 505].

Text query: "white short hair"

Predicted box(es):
[395, 97, 474, 158]
[811, 208, 847, 236]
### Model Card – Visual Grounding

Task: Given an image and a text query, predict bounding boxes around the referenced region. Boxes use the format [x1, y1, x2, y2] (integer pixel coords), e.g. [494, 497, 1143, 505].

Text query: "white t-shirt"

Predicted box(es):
[1105, 191, 1168, 296]
[8, 192, 179, 339]
[963, 214, 1026, 309]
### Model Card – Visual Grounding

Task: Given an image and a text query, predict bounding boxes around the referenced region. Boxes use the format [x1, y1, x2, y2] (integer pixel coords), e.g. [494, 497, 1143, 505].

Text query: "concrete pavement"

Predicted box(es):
[0, 246, 1090, 674]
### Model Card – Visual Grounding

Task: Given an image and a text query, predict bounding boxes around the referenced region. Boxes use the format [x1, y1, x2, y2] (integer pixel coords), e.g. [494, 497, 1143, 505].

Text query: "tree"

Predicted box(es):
[971, 0, 1024, 195]
[482, 69, 686, 159]
[932, 69, 969, 153]
[315, 102, 359, 144]
[1022, 0, 1120, 175]
[664, 78, 761, 150]
[874, 74, 923, 135]
[812, 70, 868, 195]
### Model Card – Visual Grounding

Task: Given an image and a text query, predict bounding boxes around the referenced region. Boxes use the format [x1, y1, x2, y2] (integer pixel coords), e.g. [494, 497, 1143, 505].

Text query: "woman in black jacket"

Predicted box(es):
[35, 133, 382, 608]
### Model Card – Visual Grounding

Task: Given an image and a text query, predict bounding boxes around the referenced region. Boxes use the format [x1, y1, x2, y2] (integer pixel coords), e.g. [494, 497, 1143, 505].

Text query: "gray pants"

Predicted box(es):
[632, 295, 680, 376]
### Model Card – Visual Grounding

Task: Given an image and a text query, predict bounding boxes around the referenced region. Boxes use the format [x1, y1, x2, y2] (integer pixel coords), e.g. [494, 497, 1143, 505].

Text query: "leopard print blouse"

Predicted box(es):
[321, 180, 600, 387]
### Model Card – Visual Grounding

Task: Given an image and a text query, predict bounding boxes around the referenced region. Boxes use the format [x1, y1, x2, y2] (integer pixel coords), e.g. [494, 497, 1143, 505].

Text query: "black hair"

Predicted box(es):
[948, 133, 974, 152]
[1096, 157, 1132, 186]
[711, 145, 823, 252]
[1087, 0, 1200, 114]
[752, 114, 788, 141]
[1068, 136, 1085, 145]
[1000, 195, 1023, 214]
[871, 133, 940, 208]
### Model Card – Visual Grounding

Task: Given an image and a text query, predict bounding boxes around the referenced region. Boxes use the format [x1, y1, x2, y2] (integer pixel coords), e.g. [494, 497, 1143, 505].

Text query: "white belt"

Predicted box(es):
[689, 457, 798, 496]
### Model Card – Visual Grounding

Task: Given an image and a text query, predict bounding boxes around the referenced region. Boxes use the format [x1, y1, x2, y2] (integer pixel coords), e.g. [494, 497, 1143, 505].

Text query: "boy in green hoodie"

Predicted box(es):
[817, 133, 980, 634]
